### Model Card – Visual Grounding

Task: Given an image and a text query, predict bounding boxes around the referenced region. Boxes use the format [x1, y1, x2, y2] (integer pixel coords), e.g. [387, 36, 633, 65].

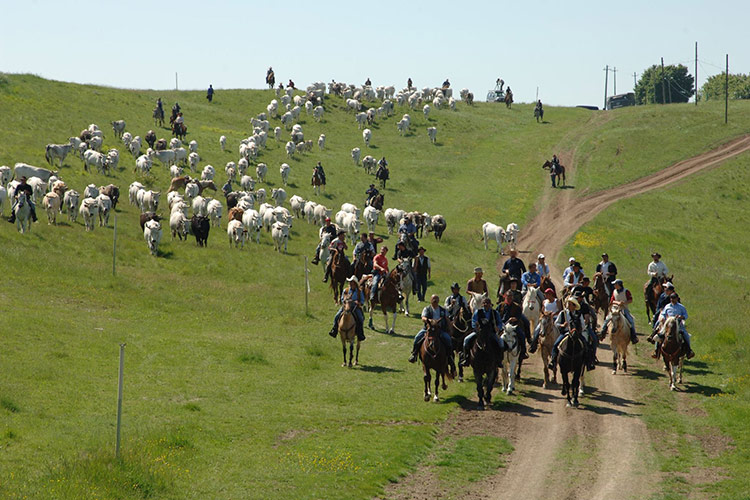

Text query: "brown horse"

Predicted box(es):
[540, 276, 556, 295]
[420, 319, 453, 402]
[591, 272, 610, 319]
[541, 160, 566, 187]
[558, 328, 586, 407]
[448, 304, 472, 382]
[311, 169, 325, 195]
[353, 250, 373, 279]
[644, 275, 673, 322]
[367, 193, 384, 211]
[504, 90, 513, 108]
[538, 313, 558, 388]
[329, 249, 351, 304]
[606, 304, 630, 375]
[172, 122, 187, 141]
[471, 320, 502, 410]
[338, 299, 360, 367]
[659, 316, 685, 391]
[363, 268, 401, 334]
[496, 274, 512, 301]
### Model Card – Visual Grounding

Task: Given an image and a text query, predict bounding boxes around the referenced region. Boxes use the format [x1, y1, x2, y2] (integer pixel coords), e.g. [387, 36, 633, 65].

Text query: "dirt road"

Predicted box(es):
[385, 134, 750, 500]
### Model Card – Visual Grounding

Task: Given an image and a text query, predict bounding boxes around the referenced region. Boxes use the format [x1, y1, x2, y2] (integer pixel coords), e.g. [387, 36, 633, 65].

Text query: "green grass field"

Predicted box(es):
[1, 74, 749, 499]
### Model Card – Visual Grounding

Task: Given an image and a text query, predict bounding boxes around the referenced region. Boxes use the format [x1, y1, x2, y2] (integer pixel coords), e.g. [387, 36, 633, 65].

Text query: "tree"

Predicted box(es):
[699, 73, 750, 101]
[634, 64, 695, 104]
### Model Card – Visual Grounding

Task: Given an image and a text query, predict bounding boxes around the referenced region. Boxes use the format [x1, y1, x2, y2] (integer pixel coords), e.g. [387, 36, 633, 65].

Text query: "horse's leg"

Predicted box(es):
[508, 357, 517, 394]
[500, 354, 509, 392]
[404, 292, 410, 317]
[458, 359, 464, 383]
[475, 368, 484, 409]
[515, 356, 522, 382]
[678, 357, 683, 384]
[434, 371, 440, 402]
[341, 335, 347, 367]
[572, 369, 581, 407]
[561, 369, 570, 403]
[391, 311, 397, 335]
[354, 339, 360, 366]
[348, 341, 354, 368]
[424, 370, 431, 402]
[613, 351, 618, 375]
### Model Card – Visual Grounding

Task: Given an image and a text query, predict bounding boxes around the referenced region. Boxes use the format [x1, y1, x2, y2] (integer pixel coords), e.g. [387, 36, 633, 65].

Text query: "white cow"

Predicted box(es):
[285, 141, 296, 158]
[141, 190, 160, 213]
[170, 165, 184, 178]
[83, 184, 99, 199]
[313, 204, 331, 226]
[206, 199, 223, 227]
[188, 152, 200, 172]
[242, 209, 262, 243]
[153, 149, 176, 167]
[170, 211, 189, 240]
[427, 126, 437, 144]
[79, 198, 99, 232]
[240, 175, 255, 191]
[96, 193, 112, 226]
[0, 185, 6, 216]
[423, 104, 431, 120]
[14, 163, 56, 183]
[362, 128, 372, 148]
[27, 177, 47, 203]
[271, 187, 287, 206]
[341, 203, 360, 218]
[313, 106, 324, 122]
[129, 136, 142, 158]
[482, 222, 506, 253]
[355, 112, 367, 129]
[63, 189, 80, 222]
[279, 163, 290, 185]
[170, 138, 181, 149]
[83, 150, 106, 174]
[128, 182, 143, 205]
[111, 120, 126, 138]
[318, 134, 326, 150]
[219, 135, 227, 152]
[341, 212, 361, 244]
[303, 200, 318, 224]
[363, 205, 380, 232]
[144, 219, 162, 256]
[385, 208, 405, 234]
[271, 221, 290, 253]
[201, 165, 216, 181]
[351, 147, 361, 165]
[42, 192, 61, 225]
[227, 219, 246, 248]
[192, 195, 208, 217]
[256, 163, 267, 183]
[135, 153, 152, 175]
[290, 195, 306, 218]
[505, 223, 519, 249]
[0, 165, 12, 185]
[188, 140, 198, 153]
[254, 188, 266, 205]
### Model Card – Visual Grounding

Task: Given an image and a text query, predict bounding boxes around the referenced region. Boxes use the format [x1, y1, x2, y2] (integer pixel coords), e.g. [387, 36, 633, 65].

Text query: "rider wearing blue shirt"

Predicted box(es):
[328, 277, 366, 341]
[651, 293, 695, 359]
[408, 295, 455, 370]
[459, 297, 506, 367]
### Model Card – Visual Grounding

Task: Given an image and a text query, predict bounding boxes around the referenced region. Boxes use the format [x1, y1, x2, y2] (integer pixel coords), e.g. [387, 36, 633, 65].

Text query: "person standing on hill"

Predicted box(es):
[206, 85, 214, 103]
[414, 247, 431, 302]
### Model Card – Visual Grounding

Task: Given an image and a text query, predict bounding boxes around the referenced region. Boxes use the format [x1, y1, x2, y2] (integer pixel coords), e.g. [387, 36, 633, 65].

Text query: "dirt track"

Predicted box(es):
[385, 134, 750, 500]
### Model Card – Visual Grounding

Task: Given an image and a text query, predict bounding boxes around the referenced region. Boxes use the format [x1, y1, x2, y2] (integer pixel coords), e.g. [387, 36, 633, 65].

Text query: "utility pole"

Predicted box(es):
[725, 54, 729, 124]
[695, 41, 698, 106]
[612, 67, 618, 95]
[603, 65, 609, 109]
[175, 72, 178, 91]
[660, 58, 667, 104]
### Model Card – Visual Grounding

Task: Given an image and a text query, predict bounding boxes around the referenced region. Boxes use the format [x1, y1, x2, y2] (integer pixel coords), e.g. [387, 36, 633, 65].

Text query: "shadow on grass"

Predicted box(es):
[157, 249, 174, 259]
[358, 364, 403, 374]
[558, 185, 576, 190]
[631, 366, 662, 381]
[376, 328, 412, 340]
[682, 381, 723, 397]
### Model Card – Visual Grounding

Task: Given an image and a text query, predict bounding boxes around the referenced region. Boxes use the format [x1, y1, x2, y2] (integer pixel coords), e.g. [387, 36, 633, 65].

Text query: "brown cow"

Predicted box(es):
[145, 130, 157, 150]
[169, 175, 193, 192]
[99, 184, 120, 209]
[228, 207, 244, 222]
[139, 212, 161, 231]
[197, 180, 217, 195]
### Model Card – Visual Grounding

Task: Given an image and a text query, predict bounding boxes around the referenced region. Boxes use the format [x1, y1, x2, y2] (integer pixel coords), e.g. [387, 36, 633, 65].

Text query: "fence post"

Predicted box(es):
[304, 257, 310, 316]
[115, 343, 125, 458]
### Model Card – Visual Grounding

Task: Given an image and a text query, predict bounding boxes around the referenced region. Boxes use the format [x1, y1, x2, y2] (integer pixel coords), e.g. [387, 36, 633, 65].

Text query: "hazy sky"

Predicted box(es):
[2, 0, 746, 106]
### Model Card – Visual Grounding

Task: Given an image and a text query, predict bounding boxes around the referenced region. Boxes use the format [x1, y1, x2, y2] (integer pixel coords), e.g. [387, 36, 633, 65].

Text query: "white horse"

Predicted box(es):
[467, 291, 488, 314]
[500, 323, 521, 394]
[522, 285, 542, 335]
[14, 192, 32, 233]
[398, 259, 414, 316]
[317, 232, 331, 276]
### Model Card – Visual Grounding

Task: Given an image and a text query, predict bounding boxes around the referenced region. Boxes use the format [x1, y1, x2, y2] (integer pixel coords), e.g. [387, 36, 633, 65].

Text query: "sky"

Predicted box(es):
[1, 0, 746, 106]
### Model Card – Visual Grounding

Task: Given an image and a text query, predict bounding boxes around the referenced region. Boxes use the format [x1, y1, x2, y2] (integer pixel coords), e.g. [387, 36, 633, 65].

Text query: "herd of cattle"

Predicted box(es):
[1, 80, 485, 257]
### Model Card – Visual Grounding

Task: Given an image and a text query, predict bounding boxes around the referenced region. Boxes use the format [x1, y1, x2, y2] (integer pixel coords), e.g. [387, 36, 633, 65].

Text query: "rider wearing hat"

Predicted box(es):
[408, 295, 455, 375]
[460, 296, 506, 367]
[7, 177, 38, 223]
[322, 230, 348, 283]
[595, 253, 618, 297]
[529, 288, 562, 353]
[312, 217, 337, 265]
[353, 233, 375, 263]
[414, 246, 430, 302]
[646, 252, 669, 300]
[562, 257, 576, 281]
[548, 297, 596, 371]
[444, 282, 468, 319]
[563, 261, 585, 288]
[599, 279, 639, 344]
[367, 231, 383, 253]
[652, 282, 675, 329]
[365, 183, 379, 205]
[497, 290, 529, 360]
[329, 276, 366, 341]
[651, 293, 695, 359]
[467, 267, 488, 295]
[536, 254, 550, 279]
[392, 240, 415, 262]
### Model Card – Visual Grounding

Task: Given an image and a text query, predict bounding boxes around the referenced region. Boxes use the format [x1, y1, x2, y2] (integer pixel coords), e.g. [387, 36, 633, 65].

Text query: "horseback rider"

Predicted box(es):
[497, 290, 530, 360]
[392, 240, 414, 263]
[595, 252, 618, 297]
[599, 279, 639, 344]
[352, 233, 375, 265]
[367, 231, 383, 253]
[562, 256, 576, 281]
[328, 276, 366, 341]
[287, 79, 295, 89]
[502, 277, 523, 308]
[172, 102, 181, 118]
[571, 289, 600, 365]
[536, 254, 550, 279]
[365, 77, 372, 87]
[312, 161, 326, 186]
[442, 78, 450, 89]
[650, 293, 695, 359]
[444, 282, 468, 319]
[550, 154, 562, 188]
[311, 217, 336, 265]
[221, 179, 232, 198]
[409, 295, 456, 372]
[547, 297, 596, 371]
[521, 262, 545, 303]
[651, 282, 675, 330]
[563, 262, 585, 289]
[460, 297, 506, 367]
[375, 158, 390, 188]
[407, 78, 413, 90]
[646, 252, 669, 297]
[322, 230, 348, 283]
[7, 177, 38, 223]
[370, 245, 389, 301]
[501, 249, 526, 281]
[206, 84, 214, 103]
[365, 184, 379, 205]
[156, 98, 164, 114]
[398, 216, 417, 237]
[466, 267, 488, 296]
[535, 99, 543, 113]
[529, 288, 562, 353]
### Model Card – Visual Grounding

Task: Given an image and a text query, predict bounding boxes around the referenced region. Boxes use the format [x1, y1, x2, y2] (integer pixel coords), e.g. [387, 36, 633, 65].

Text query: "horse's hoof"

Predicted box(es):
[477, 403, 484, 411]
[578, 388, 584, 396]
[353, 361, 358, 366]
[342, 363, 347, 367]
[566, 402, 572, 408]
[424, 395, 430, 402]
[515, 374, 521, 381]
[612, 370, 617, 375]
[433, 396, 439, 402]
[573, 400, 579, 408]
[542, 382, 547, 389]
[670, 385, 676, 391]
[506, 389, 513, 395]
[458, 377, 463, 383]
[561, 389, 567, 396]
[348, 363, 353, 368]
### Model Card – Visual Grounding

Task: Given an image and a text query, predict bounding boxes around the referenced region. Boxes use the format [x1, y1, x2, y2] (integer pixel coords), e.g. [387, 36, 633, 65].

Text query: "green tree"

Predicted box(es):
[635, 64, 694, 104]
[699, 73, 750, 101]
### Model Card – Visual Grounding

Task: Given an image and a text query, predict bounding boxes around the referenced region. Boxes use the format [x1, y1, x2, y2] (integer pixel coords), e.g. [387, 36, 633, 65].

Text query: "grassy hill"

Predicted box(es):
[1, 73, 749, 499]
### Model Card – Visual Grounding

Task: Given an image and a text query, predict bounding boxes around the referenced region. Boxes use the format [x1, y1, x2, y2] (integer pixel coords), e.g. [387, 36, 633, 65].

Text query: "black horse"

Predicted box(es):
[375, 165, 389, 189]
[558, 328, 586, 407]
[471, 320, 504, 410]
[449, 304, 473, 382]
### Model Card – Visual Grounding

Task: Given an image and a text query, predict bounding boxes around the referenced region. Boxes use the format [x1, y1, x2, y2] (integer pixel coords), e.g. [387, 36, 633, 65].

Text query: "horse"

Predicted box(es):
[13, 192, 32, 233]
[538, 313, 558, 388]
[659, 316, 685, 391]
[266, 71, 275, 89]
[397, 259, 414, 316]
[366, 193, 384, 211]
[471, 320, 503, 409]
[496, 274, 512, 300]
[504, 90, 513, 109]
[318, 234, 331, 276]
[534, 106, 544, 122]
[500, 322, 522, 395]
[541, 160, 566, 187]
[375, 166, 389, 189]
[448, 304, 472, 382]
[353, 249, 373, 280]
[591, 272, 610, 320]
[467, 291, 488, 314]
[644, 275, 673, 322]
[311, 170, 325, 195]
[172, 122, 187, 141]
[606, 304, 631, 375]
[338, 299, 361, 367]
[419, 319, 453, 402]
[153, 107, 164, 128]
[540, 275, 556, 295]
[522, 286, 541, 336]
[558, 327, 586, 407]
[329, 249, 351, 304]
[363, 268, 401, 334]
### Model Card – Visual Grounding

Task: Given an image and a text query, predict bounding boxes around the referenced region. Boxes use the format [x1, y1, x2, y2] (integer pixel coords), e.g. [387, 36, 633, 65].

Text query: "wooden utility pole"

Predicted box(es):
[661, 58, 667, 104]
[603, 65, 609, 109]
[725, 54, 729, 124]
[175, 72, 178, 91]
[612, 67, 618, 95]
[695, 42, 698, 106]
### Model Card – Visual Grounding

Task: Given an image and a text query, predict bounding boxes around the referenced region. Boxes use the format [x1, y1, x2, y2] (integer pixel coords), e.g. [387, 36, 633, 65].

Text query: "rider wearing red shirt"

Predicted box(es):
[371, 246, 389, 300]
